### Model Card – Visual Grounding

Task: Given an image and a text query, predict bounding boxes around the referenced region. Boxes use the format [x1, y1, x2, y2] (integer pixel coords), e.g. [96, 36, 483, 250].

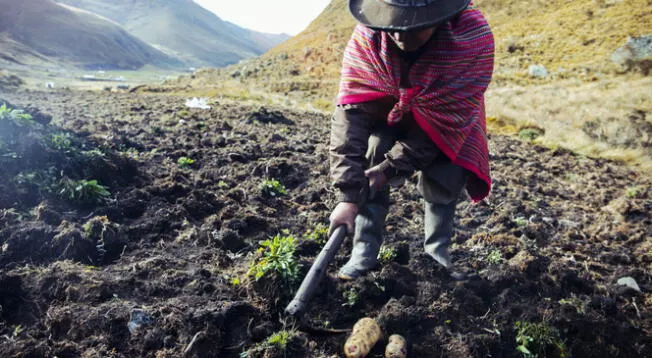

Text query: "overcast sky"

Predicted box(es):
[194, 0, 332, 35]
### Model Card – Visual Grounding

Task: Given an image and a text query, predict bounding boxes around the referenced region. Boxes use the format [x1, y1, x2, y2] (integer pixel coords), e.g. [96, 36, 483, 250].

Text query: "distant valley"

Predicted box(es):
[0, 0, 290, 73]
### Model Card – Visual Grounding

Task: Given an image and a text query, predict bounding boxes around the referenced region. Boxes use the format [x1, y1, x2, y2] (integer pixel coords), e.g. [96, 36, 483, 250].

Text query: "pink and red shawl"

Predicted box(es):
[337, 3, 495, 202]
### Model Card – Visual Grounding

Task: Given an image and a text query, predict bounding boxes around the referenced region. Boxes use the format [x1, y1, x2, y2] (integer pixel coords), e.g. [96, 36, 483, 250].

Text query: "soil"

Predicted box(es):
[0, 90, 650, 358]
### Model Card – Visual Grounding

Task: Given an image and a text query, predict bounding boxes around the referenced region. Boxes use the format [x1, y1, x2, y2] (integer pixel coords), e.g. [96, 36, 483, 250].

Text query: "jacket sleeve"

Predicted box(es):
[383, 115, 443, 175]
[329, 104, 375, 203]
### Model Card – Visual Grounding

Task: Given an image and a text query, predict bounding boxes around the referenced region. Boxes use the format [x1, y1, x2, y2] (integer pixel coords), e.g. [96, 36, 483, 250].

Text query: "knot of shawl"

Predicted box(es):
[388, 87, 418, 125]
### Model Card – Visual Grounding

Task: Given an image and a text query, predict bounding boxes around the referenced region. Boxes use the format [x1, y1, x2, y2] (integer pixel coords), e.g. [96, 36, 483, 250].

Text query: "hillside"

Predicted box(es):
[0, 0, 180, 70]
[55, 0, 290, 68]
[162, 0, 652, 170]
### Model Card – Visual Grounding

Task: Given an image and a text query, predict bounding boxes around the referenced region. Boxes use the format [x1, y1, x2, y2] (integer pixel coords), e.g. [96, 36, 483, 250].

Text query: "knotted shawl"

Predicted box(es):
[337, 3, 495, 201]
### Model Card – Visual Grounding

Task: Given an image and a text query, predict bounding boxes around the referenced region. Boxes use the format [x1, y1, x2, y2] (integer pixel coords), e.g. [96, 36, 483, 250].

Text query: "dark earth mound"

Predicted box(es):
[0, 91, 649, 357]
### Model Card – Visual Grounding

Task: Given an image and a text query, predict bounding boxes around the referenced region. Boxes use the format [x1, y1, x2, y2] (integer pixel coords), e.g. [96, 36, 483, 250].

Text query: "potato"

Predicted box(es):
[344, 317, 383, 358]
[385, 334, 408, 358]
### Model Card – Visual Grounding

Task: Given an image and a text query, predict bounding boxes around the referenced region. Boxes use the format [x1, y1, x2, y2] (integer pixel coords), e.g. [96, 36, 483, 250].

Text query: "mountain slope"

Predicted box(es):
[55, 0, 290, 67]
[0, 0, 180, 70]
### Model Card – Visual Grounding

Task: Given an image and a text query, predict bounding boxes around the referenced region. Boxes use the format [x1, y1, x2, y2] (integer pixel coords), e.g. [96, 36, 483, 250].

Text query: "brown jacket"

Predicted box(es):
[329, 98, 445, 203]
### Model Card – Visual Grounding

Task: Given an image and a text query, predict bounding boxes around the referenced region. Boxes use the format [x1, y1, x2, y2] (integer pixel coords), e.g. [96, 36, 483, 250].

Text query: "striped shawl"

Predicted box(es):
[337, 4, 495, 201]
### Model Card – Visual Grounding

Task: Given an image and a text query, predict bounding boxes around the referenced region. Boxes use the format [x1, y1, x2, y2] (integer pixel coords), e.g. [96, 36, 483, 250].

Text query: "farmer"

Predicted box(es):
[329, 0, 494, 280]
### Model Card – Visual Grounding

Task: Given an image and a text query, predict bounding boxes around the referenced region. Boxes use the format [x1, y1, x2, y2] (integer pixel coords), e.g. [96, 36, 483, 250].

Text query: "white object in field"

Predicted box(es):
[528, 64, 549, 78]
[617, 276, 641, 292]
[185, 97, 211, 110]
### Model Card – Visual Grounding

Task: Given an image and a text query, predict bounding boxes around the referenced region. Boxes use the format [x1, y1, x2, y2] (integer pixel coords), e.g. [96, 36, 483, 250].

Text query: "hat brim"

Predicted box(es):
[349, 0, 472, 31]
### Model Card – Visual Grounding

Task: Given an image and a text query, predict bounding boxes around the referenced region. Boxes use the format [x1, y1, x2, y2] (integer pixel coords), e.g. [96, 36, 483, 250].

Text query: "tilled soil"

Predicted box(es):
[0, 90, 650, 358]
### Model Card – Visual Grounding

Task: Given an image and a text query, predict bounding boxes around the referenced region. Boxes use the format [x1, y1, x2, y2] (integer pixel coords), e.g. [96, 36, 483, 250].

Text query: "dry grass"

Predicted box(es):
[486, 75, 652, 170]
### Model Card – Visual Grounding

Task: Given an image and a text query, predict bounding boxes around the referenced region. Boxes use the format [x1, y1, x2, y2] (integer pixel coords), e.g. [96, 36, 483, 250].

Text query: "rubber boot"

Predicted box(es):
[423, 200, 457, 269]
[338, 203, 388, 280]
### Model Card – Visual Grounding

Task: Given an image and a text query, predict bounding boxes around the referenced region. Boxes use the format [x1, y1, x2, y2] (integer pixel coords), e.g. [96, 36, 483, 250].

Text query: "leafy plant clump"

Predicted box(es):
[0, 103, 35, 127]
[266, 330, 292, 349]
[248, 232, 299, 283]
[487, 249, 504, 264]
[57, 178, 111, 204]
[259, 178, 287, 197]
[177, 156, 195, 168]
[240, 329, 296, 357]
[342, 287, 359, 307]
[515, 321, 568, 358]
[48, 133, 75, 153]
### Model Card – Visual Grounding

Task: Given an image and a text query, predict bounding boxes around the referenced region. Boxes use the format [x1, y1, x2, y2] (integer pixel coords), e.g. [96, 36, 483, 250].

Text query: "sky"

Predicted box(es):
[194, 0, 332, 35]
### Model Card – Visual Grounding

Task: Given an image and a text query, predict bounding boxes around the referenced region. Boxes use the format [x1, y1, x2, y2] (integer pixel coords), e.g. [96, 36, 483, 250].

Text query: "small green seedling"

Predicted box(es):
[217, 180, 229, 189]
[48, 133, 74, 152]
[266, 330, 292, 349]
[177, 156, 195, 168]
[558, 297, 585, 314]
[248, 232, 299, 283]
[342, 287, 359, 307]
[625, 186, 639, 199]
[230, 277, 241, 286]
[259, 179, 287, 197]
[303, 223, 329, 244]
[487, 249, 504, 265]
[514, 216, 528, 227]
[515, 321, 568, 358]
[377, 246, 398, 263]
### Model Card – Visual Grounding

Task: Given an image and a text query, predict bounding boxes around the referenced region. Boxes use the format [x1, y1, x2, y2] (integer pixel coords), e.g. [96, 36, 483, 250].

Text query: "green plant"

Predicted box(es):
[48, 133, 74, 152]
[515, 321, 568, 358]
[230, 276, 241, 286]
[12, 325, 24, 339]
[514, 216, 528, 227]
[177, 156, 195, 168]
[625, 186, 639, 199]
[259, 178, 287, 197]
[342, 287, 359, 307]
[248, 232, 299, 283]
[558, 297, 585, 314]
[487, 249, 504, 265]
[217, 180, 229, 189]
[377, 246, 398, 263]
[0, 103, 35, 127]
[303, 223, 329, 244]
[57, 178, 111, 204]
[266, 330, 292, 349]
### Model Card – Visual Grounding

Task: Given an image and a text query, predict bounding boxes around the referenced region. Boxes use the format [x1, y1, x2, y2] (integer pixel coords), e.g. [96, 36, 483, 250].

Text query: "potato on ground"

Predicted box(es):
[385, 334, 407, 358]
[344, 317, 383, 358]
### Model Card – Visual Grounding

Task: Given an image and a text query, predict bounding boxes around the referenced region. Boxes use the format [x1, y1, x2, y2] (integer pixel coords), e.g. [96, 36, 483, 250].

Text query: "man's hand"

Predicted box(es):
[365, 164, 389, 193]
[329, 202, 359, 236]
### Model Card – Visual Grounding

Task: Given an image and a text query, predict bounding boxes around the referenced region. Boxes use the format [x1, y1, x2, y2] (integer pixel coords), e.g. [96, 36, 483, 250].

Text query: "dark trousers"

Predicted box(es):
[364, 124, 469, 265]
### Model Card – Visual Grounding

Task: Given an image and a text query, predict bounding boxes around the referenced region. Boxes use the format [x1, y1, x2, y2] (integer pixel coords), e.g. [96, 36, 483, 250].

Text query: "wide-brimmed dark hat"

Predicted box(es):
[349, 0, 472, 31]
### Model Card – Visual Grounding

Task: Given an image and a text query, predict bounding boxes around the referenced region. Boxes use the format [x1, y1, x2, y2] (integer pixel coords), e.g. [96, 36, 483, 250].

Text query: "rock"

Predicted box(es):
[611, 35, 652, 75]
[528, 64, 549, 78]
[127, 308, 155, 334]
[616, 276, 641, 293]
